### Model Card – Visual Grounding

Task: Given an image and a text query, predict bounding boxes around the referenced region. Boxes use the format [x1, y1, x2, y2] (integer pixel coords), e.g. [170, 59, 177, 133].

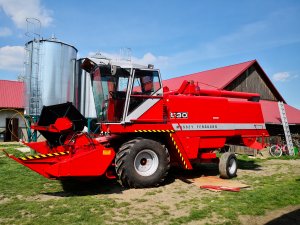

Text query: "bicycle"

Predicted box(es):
[269, 143, 289, 157]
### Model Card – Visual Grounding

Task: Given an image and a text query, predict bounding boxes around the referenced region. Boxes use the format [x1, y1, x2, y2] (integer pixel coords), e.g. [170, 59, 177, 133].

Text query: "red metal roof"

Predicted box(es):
[0, 80, 25, 108]
[163, 60, 256, 90]
[260, 100, 300, 125]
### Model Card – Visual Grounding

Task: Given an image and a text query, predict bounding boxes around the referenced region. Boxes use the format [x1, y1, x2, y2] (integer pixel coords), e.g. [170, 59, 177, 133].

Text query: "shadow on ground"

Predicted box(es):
[43, 164, 216, 196]
[237, 158, 262, 171]
[168, 163, 220, 184]
[265, 209, 300, 225]
[43, 178, 125, 197]
[43, 172, 176, 197]
[170, 157, 262, 181]
[43, 158, 261, 196]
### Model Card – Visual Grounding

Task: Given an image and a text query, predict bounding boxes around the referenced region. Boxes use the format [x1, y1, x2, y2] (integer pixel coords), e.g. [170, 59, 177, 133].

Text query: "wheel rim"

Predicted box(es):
[270, 146, 282, 157]
[228, 158, 237, 175]
[134, 149, 159, 176]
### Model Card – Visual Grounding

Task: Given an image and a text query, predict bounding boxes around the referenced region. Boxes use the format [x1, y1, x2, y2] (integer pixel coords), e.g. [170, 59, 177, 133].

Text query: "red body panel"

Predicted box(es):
[166, 95, 264, 124]
[46, 146, 115, 177]
[103, 91, 267, 150]
[9, 134, 115, 179]
[31, 117, 73, 133]
[101, 82, 267, 168]
[137, 99, 164, 122]
[8, 147, 115, 178]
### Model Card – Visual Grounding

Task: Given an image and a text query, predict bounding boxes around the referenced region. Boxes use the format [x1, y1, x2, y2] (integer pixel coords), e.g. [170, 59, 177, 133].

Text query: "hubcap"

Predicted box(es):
[228, 158, 237, 175]
[134, 149, 159, 176]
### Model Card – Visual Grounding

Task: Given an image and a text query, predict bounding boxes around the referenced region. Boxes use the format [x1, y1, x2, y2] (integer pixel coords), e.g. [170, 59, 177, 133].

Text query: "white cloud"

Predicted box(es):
[87, 51, 118, 61]
[272, 72, 299, 82]
[87, 51, 169, 69]
[0, 45, 25, 72]
[0, 0, 53, 29]
[0, 27, 12, 36]
[272, 72, 290, 82]
[132, 53, 169, 68]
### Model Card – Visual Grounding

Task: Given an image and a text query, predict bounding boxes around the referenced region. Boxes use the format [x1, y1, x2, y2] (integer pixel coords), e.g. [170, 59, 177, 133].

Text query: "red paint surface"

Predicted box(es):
[0, 80, 24, 108]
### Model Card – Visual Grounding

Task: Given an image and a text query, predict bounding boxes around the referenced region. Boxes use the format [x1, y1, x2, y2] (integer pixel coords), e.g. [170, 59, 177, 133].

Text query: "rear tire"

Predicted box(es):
[219, 152, 237, 179]
[115, 138, 170, 188]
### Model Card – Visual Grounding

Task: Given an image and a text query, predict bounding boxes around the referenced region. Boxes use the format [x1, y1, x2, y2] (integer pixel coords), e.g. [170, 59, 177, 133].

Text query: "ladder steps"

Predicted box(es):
[278, 101, 294, 155]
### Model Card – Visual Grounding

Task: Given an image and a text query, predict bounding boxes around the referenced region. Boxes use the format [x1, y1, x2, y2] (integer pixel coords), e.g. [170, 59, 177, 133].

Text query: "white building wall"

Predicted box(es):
[0, 109, 27, 141]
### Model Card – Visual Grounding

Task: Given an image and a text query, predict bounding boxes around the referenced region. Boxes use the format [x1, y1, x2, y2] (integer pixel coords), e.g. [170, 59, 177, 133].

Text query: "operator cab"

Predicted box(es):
[81, 58, 163, 123]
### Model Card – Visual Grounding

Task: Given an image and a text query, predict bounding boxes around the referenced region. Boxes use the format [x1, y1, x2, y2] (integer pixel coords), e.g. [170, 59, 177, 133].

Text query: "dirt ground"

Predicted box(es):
[71, 159, 300, 224]
[239, 205, 300, 225]
[238, 159, 300, 225]
[1, 143, 299, 224]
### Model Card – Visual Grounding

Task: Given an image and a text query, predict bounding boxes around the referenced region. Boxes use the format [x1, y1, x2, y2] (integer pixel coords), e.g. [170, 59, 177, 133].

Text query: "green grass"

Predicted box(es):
[132, 198, 147, 203]
[1, 148, 300, 225]
[0, 143, 24, 148]
[144, 189, 163, 196]
[269, 155, 300, 160]
[0, 149, 128, 225]
[170, 156, 300, 224]
[170, 208, 210, 225]
[170, 174, 300, 224]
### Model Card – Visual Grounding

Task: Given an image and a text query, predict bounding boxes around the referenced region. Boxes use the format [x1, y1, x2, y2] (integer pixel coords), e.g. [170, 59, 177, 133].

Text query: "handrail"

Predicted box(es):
[130, 95, 163, 99]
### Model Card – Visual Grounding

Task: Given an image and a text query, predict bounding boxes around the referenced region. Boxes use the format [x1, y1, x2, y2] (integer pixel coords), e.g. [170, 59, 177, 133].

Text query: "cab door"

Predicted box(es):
[124, 69, 164, 123]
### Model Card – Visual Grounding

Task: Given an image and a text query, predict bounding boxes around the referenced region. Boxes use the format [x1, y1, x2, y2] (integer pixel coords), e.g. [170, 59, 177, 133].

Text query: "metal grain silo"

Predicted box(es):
[25, 37, 77, 115]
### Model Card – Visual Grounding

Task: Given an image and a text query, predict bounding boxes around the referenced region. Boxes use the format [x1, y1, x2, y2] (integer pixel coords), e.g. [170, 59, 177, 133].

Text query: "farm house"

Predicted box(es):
[0, 80, 26, 142]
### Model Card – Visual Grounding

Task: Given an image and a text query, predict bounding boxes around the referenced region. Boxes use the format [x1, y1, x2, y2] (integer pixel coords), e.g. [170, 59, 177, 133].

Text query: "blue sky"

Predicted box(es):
[0, 0, 299, 108]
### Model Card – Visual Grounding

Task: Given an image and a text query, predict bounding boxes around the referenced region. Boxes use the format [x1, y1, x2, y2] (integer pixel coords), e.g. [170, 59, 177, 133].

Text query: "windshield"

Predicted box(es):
[90, 65, 162, 123]
[91, 66, 130, 122]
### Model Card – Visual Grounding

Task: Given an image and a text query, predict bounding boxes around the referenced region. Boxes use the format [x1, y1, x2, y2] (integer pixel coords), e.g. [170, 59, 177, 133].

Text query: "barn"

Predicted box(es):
[0, 80, 26, 142]
[163, 60, 300, 141]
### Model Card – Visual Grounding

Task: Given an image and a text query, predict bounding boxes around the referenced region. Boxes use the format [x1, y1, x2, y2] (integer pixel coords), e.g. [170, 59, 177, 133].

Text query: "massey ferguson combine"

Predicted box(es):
[6, 58, 268, 189]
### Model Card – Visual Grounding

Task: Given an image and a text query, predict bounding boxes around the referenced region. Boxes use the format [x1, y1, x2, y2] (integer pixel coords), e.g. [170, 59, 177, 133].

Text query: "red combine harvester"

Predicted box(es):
[6, 58, 268, 189]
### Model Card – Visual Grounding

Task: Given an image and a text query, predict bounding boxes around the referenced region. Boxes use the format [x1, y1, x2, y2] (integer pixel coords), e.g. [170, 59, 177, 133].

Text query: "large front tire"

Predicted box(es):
[219, 152, 237, 179]
[115, 138, 170, 188]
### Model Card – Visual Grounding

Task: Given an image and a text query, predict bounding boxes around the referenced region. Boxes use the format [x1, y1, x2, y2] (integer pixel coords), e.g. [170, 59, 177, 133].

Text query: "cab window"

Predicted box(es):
[128, 70, 161, 114]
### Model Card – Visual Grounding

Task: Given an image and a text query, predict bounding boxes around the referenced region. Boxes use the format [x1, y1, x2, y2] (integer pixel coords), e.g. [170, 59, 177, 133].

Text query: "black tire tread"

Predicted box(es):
[115, 138, 170, 188]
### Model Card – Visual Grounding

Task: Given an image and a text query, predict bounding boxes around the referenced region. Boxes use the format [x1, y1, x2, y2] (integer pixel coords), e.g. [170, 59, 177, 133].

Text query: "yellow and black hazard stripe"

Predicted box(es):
[135, 130, 175, 133]
[169, 133, 188, 169]
[19, 151, 69, 161]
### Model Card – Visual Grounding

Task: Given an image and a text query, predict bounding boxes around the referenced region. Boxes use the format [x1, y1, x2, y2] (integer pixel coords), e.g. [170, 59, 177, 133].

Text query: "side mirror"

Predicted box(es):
[111, 65, 117, 76]
[81, 58, 97, 73]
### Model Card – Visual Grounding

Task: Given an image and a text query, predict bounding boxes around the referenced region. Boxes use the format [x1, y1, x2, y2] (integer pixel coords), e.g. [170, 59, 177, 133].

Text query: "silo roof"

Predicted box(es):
[26, 38, 78, 52]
